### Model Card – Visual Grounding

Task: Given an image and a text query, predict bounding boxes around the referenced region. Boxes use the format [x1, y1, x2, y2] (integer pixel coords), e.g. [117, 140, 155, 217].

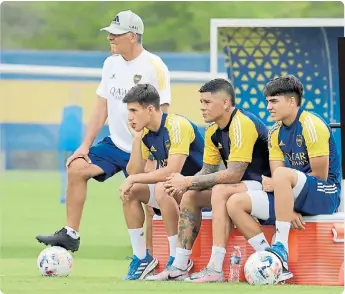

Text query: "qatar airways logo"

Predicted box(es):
[285, 152, 309, 166]
[109, 87, 130, 100]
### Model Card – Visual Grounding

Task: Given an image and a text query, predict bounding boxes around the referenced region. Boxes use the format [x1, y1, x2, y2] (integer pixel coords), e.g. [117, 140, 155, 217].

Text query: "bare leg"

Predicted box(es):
[66, 158, 104, 231]
[122, 183, 152, 260]
[177, 190, 212, 250]
[211, 183, 248, 247]
[143, 159, 157, 255]
[226, 192, 263, 239]
[272, 167, 298, 222]
[144, 205, 155, 255]
[189, 183, 251, 276]
[271, 167, 299, 257]
[121, 183, 159, 277]
[122, 183, 151, 229]
[171, 189, 212, 271]
[155, 182, 183, 237]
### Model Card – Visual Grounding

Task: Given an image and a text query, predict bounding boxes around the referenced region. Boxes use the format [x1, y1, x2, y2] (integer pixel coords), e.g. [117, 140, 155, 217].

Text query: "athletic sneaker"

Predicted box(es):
[145, 256, 194, 281]
[123, 252, 158, 280]
[277, 268, 294, 283]
[185, 267, 224, 283]
[36, 228, 80, 252]
[266, 242, 289, 271]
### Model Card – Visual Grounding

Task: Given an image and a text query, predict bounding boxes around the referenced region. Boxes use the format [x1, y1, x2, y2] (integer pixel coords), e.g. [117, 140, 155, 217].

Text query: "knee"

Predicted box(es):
[67, 159, 92, 181]
[211, 184, 233, 205]
[272, 166, 294, 184]
[180, 190, 200, 209]
[226, 193, 247, 217]
[124, 183, 143, 203]
[154, 182, 166, 204]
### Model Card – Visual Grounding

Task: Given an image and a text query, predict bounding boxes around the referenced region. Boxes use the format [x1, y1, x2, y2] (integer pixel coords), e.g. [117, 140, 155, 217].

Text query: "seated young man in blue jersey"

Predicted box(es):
[226, 75, 341, 281]
[119, 84, 204, 280]
[149, 78, 271, 282]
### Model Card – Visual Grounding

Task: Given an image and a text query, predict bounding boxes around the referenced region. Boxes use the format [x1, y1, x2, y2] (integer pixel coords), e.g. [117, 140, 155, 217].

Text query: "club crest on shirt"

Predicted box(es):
[133, 74, 142, 84]
[296, 135, 303, 147]
[164, 140, 171, 150]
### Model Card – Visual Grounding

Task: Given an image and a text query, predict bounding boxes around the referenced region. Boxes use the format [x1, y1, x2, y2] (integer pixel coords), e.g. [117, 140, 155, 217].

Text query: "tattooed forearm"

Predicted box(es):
[196, 163, 219, 176]
[186, 164, 219, 190]
[178, 208, 201, 249]
[188, 161, 249, 190]
[189, 173, 218, 190]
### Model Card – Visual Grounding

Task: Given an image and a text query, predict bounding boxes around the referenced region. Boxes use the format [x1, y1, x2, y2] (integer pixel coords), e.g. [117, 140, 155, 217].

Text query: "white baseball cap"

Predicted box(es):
[100, 10, 144, 35]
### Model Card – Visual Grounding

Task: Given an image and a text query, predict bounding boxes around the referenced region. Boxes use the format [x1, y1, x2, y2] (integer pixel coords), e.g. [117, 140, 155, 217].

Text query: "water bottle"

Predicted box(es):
[229, 246, 242, 282]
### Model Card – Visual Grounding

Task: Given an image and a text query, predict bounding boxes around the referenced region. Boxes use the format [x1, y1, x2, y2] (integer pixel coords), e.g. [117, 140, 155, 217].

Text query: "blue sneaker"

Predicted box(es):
[166, 256, 175, 268]
[123, 252, 158, 280]
[266, 242, 289, 271]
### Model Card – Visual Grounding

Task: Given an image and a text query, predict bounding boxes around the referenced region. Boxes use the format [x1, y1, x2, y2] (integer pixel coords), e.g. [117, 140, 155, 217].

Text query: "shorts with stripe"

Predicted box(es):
[292, 171, 340, 216]
[247, 170, 341, 225]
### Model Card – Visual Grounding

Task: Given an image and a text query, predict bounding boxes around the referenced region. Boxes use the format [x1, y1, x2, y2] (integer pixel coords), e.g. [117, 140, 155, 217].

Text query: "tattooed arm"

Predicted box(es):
[195, 162, 220, 176]
[186, 161, 248, 190]
[163, 162, 220, 196]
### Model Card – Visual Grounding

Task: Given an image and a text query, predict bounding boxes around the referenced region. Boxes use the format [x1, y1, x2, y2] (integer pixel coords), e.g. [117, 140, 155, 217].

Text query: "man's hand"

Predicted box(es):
[66, 144, 91, 167]
[119, 177, 134, 201]
[262, 175, 274, 192]
[164, 173, 189, 197]
[127, 121, 143, 138]
[291, 211, 306, 230]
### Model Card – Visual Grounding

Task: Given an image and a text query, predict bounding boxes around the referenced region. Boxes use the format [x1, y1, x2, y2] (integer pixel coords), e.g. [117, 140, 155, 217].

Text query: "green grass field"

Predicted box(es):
[0, 171, 343, 294]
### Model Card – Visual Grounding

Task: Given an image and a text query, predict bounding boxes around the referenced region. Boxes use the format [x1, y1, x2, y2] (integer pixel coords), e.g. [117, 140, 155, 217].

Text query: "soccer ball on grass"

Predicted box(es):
[37, 246, 73, 277]
[244, 251, 282, 285]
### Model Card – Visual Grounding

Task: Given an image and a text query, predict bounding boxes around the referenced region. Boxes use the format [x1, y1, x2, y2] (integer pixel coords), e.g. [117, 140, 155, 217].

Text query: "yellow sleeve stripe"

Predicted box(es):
[233, 116, 243, 148]
[304, 116, 318, 143]
[168, 118, 182, 144]
[268, 122, 281, 137]
[150, 59, 167, 91]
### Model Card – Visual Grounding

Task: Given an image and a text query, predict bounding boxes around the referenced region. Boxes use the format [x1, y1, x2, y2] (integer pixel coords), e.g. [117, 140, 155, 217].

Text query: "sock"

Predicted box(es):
[274, 221, 291, 252]
[168, 235, 177, 257]
[207, 246, 226, 272]
[65, 226, 80, 239]
[172, 247, 191, 270]
[248, 233, 270, 251]
[128, 228, 146, 259]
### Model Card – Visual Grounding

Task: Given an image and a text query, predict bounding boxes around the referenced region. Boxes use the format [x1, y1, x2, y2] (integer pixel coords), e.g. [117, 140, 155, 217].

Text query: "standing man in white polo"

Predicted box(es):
[36, 11, 171, 276]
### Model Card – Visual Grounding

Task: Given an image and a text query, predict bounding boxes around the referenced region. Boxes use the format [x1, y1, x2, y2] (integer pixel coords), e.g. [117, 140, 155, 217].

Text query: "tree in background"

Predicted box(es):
[1, 1, 343, 52]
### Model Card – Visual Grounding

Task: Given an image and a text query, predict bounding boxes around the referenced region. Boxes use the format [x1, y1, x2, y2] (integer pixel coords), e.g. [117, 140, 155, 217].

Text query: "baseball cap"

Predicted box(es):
[100, 10, 144, 35]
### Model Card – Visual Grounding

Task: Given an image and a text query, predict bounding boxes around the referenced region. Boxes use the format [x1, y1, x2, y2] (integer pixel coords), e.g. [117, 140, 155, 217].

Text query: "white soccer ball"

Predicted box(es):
[244, 251, 282, 285]
[37, 246, 73, 277]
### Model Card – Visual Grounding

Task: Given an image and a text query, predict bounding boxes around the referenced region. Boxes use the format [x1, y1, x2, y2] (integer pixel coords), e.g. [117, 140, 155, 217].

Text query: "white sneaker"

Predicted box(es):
[277, 269, 293, 284]
[185, 267, 224, 283]
[145, 265, 189, 281]
[146, 258, 193, 281]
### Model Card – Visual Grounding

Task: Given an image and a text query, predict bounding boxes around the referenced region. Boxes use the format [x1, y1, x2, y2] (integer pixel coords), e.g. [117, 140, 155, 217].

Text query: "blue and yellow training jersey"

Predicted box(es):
[141, 113, 204, 176]
[269, 108, 341, 187]
[203, 108, 270, 182]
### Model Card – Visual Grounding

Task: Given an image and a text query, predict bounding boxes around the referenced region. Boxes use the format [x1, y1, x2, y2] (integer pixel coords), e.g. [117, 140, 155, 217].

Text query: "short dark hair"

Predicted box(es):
[263, 75, 304, 106]
[123, 84, 160, 110]
[136, 33, 143, 44]
[199, 78, 236, 106]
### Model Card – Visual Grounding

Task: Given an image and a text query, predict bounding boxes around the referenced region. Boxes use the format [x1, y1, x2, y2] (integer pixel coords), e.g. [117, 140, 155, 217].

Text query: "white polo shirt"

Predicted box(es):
[96, 49, 171, 153]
